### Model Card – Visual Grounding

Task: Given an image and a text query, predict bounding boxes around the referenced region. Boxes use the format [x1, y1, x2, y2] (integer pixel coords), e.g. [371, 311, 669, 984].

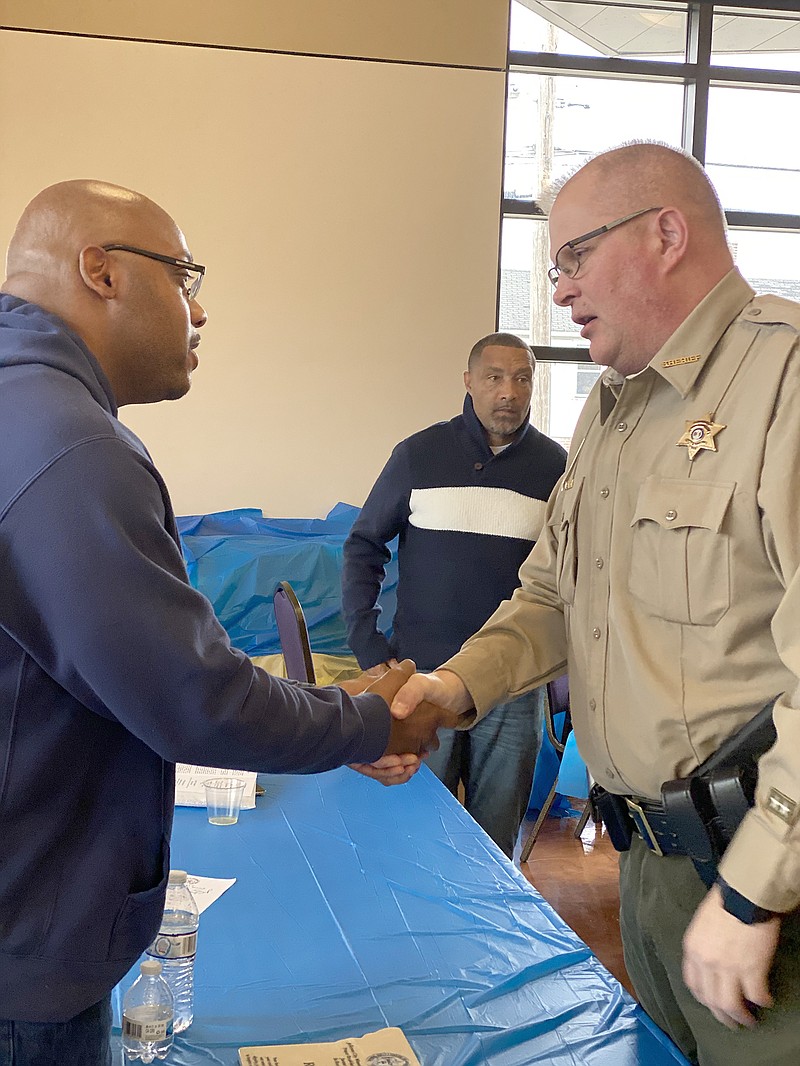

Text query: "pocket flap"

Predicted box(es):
[559, 475, 584, 525]
[631, 477, 735, 532]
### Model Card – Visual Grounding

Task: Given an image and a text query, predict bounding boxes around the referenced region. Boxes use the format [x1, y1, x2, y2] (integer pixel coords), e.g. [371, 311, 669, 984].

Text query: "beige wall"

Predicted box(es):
[0, 0, 509, 68]
[0, 8, 508, 517]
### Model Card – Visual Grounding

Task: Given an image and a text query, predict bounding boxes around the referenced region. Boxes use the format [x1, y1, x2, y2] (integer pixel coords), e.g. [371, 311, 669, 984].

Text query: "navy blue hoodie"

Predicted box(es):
[342, 395, 567, 671]
[0, 295, 390, 1022]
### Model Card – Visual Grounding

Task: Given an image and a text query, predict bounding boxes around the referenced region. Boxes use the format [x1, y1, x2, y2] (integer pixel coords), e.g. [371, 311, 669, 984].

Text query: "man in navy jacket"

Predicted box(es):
[0, 179, 455, 1064]
[342, 334, 566, 856]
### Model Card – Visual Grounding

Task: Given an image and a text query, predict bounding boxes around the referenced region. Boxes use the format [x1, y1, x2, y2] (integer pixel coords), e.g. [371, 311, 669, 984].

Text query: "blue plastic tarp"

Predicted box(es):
[177, 504, 397, 657]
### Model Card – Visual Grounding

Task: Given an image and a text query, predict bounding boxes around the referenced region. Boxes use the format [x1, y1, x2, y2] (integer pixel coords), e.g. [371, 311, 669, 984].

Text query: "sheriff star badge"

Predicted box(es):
[676, 414, 726, 461]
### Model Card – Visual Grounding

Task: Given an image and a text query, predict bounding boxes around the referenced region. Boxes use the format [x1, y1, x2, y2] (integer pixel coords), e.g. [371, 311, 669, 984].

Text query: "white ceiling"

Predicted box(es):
[517, 2, 800, 57]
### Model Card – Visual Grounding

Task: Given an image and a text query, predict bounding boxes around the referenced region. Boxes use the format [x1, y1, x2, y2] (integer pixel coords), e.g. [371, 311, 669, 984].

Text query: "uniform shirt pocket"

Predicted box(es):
[628, 476, 736, 626]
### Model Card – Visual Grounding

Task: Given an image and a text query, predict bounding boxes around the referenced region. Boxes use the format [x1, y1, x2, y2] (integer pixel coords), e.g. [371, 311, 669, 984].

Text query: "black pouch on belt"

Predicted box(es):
[661, 698, 778, 887]
[589, 782, 634, 852]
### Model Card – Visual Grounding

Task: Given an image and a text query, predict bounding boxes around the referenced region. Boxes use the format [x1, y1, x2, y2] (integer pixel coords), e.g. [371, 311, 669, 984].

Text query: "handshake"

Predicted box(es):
[339, 659, 467, 787]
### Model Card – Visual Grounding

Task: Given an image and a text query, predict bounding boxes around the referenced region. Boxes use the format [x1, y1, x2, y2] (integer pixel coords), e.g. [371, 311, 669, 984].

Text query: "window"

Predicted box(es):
[706, 85, 800, 214]
[576, 366, 602, 397]
[510, 1, 689, 62]
[730, 229, 800, 301]
[505, 73, 683, 202]
[500, 1, 800, 450]
[711, 8, 800, 71]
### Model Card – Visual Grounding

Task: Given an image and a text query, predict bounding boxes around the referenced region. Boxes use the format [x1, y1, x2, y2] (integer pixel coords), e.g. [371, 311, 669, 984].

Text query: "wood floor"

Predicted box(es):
[515, 806, 635, 997]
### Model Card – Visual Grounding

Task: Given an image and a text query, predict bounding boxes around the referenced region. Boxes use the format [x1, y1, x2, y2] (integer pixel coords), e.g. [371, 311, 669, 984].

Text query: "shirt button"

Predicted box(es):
[589, 698, 596, 711]
[665, 509, 677, 521]
[606, 769, 616, 780]
[595, 557, 604, 569]
[474, 462, 483, 471]
[600, 488, 610, 498]
[616, 421, 627, 432]
[592, 627, 601, 639]
[750, 307, 762, 316]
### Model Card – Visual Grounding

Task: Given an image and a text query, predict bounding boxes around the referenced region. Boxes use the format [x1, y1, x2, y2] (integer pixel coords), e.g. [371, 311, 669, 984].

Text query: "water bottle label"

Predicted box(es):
[147, 931, 197, 960]
[123, 1013, 173, 1041]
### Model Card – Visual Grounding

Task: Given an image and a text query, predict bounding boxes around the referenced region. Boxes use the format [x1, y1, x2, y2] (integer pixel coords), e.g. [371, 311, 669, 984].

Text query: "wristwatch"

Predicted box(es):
[716, 877, 775, 924]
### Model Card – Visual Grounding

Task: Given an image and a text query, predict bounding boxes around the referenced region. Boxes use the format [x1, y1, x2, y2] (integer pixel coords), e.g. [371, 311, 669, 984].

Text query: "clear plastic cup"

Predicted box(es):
[204, 778, 246, 825]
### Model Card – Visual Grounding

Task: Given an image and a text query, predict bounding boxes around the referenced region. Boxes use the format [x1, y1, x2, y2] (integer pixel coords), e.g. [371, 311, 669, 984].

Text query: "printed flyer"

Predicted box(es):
[239, 1026, 420, 1066]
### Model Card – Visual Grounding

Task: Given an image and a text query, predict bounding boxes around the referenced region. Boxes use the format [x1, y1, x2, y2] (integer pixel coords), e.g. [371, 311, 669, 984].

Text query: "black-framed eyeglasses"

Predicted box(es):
[547, 206, 662, 288]
[102, 243, 206, 300]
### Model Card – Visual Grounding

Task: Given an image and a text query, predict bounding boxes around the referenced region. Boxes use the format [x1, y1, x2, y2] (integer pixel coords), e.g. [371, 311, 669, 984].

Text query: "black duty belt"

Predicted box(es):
[592, 700, 779, 887]
[623, 796, 687, 857]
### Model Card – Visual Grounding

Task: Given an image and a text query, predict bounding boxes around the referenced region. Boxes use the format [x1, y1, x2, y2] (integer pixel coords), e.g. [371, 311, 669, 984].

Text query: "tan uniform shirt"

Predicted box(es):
[444, 269, 800, 912]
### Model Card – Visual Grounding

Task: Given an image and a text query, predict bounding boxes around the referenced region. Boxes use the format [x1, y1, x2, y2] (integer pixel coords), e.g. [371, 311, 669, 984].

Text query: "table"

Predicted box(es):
[113, 766, 688, 1065]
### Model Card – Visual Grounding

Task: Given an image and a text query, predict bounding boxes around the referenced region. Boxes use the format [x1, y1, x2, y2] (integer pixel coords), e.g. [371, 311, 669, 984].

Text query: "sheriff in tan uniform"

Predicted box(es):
[450, 268, 800, 911]
[382, 144, 800, 1066]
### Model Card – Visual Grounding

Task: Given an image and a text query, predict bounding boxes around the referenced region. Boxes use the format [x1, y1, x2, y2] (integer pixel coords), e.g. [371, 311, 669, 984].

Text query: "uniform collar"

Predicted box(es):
[650, 268, 755, 398]
[598, 269, 754, 420]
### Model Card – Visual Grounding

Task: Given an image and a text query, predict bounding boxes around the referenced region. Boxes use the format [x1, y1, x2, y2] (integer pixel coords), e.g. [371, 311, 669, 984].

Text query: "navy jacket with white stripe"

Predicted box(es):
[342, 395, 567, 671]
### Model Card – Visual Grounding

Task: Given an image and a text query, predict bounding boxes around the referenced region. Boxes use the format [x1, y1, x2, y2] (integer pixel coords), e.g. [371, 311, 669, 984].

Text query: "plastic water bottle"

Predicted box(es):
[146, 869, 199, 1032]
[122, 958, 174, 1063]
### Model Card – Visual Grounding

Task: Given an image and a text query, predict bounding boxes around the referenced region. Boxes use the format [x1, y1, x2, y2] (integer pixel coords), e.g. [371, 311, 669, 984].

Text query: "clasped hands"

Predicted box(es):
[340, 660, 469, 787]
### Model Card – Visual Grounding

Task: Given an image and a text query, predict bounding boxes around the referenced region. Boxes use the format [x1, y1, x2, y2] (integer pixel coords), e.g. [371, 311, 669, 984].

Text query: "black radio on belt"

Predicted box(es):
[592, 698, 777, 888]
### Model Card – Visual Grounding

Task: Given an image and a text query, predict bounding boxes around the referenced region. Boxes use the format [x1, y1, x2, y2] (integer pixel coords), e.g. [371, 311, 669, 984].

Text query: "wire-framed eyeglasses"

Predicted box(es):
[547, 206, 662, 288]
[102, 243, 206, 300]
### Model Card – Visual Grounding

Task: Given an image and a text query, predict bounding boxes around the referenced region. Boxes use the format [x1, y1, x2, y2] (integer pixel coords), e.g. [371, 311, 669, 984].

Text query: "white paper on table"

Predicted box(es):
[175, 764, 257, 809]
[185, 874, 237, 915]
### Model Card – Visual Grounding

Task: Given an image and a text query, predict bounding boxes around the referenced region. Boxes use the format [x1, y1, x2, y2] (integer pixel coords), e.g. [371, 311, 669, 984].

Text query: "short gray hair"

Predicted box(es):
[468, 331, 534, 371]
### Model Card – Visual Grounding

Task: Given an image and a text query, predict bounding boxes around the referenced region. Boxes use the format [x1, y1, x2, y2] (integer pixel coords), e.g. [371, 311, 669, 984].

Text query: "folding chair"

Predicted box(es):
[273, 581, 316, 684]
[519, 674, 572, 862]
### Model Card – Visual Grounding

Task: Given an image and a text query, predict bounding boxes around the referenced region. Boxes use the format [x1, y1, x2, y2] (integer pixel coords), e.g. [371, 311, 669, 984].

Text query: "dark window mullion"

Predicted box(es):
[509, 50, 694, 81]
[726, 211, 800, 231]
[683, 2, 713, 163]
[530, 346, 593, 364]
[710, 0, 800, 12]
[709, 66, 800, 89]
[502, 199, 546, 217]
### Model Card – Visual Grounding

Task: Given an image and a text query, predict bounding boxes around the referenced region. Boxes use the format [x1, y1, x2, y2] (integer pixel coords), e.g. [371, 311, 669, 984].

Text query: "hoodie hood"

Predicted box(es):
[0, 294, 152, 520]
[0, 293, 117, 415]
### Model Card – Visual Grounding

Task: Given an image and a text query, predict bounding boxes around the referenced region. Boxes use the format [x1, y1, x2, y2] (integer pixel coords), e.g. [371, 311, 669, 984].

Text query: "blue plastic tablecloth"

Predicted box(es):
[113, 767, 688, 1066]
[176, 503, 397, 657]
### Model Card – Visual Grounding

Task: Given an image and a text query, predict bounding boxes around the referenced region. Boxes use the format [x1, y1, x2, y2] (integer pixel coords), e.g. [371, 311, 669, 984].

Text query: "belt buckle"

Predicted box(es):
[625, 798, 664, 857]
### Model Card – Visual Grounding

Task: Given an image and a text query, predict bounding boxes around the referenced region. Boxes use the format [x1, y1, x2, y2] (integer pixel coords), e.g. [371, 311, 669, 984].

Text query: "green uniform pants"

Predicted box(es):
[619, 834, 800, 1066]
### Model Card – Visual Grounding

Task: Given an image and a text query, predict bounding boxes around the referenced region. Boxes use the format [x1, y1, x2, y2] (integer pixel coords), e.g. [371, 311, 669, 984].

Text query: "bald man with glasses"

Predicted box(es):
[0, 180, 456, 1063]
[386, 142, 800, 1066]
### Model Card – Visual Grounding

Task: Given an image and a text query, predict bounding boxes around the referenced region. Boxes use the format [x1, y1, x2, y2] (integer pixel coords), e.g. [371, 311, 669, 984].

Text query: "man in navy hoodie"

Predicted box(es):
[342, 334, 567, 857]
[0, 179, 456, 1064]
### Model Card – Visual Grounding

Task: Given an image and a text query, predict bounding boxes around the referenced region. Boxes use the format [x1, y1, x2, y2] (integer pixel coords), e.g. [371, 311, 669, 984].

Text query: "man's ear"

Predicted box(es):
[655, 207, 689, 271]
[463, 369, 472, 393]
[79, 245, 117, 299]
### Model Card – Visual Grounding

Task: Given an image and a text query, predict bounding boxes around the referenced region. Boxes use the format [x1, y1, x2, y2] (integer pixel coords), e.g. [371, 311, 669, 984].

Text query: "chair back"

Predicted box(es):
[519, 673, 575, 860]
[273, 581, 316, 683]
[544, 674, 572, 754]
